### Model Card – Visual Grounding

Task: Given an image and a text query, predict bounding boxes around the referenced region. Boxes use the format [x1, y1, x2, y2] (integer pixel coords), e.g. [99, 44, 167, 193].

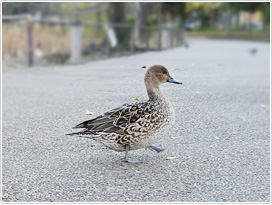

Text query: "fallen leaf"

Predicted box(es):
[253, 86, 259, 89]
[261, 104, 268, 108]
[133, 97, 140, 100]
[120, 65, 124, 68]
[78, 76, 83, 80]
[85, 110, 95, 115]
[165, 156, 176, 160]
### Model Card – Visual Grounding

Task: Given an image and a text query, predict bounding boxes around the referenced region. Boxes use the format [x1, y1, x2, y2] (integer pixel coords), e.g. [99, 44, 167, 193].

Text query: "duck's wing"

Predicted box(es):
[72, 102, 150, 135]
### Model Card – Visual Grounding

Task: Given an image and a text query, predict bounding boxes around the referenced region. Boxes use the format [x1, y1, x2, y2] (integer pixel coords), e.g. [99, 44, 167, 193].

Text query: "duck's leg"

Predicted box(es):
[148, 145, 165, 153]
[122, 144, 142, 163]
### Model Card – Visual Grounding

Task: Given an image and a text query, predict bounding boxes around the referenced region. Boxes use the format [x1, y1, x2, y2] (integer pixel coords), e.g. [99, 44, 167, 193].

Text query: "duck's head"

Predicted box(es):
[144, 65, 182, 88]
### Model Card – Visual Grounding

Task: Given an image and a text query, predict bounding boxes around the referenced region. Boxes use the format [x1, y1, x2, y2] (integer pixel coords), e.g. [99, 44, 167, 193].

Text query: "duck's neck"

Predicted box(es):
[146, 84, 168, 103]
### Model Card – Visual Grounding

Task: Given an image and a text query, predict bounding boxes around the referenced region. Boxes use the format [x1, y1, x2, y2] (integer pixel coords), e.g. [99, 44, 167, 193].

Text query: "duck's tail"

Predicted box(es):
[66, 130, 98, 138]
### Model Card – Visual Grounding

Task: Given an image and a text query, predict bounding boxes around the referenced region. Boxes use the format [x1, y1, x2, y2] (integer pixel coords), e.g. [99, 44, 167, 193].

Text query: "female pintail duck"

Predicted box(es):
[67, 65, 182, 163]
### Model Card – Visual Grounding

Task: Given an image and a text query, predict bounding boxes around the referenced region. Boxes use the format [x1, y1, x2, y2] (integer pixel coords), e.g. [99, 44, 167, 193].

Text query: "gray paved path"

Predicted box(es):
[2, 38, 270, 202]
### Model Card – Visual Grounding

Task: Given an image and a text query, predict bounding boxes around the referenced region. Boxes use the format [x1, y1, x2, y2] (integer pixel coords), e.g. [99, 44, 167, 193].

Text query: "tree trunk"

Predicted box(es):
[156, 3, 162, 50]
[95, 12, 102, 38]
[179, 14, 187, 45]
[236, 11, 240, 28]
[107, 2, 128, 46]
[27, 16, 33, 66]
[137, 3, 161, 42]
[248, 12, 253, 34]
[133, 2, 142, 40]
[224, 9, 231, 37]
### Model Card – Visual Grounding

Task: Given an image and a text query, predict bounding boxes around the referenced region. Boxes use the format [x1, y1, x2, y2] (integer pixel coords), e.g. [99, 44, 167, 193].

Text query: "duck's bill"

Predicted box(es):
[167, 77, 182, 84]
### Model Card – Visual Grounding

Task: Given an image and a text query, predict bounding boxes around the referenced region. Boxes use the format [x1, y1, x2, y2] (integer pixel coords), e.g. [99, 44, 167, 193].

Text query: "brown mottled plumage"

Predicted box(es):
[67, 65, 182, 163]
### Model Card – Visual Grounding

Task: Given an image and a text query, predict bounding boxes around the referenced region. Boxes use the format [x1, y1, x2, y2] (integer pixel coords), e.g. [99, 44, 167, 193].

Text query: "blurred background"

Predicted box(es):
[2, 2, 270, 68]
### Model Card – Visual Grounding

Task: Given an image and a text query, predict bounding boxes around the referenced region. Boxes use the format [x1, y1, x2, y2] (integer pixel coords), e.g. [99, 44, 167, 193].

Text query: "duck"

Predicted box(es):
[67, 65, 182, 163]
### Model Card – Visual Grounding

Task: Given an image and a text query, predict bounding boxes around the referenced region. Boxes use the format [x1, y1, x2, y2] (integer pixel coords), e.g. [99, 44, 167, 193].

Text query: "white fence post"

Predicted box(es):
[69, 22, 82, 64]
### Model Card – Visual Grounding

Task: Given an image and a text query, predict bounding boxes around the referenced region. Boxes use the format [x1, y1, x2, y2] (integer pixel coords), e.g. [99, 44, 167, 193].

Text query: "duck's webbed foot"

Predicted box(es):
[122, 144, 142, 163]
[148, 145, 165, 153]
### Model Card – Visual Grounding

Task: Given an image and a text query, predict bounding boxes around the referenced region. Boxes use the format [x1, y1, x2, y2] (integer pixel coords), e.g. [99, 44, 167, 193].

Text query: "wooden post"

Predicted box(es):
[106, 36, 111, 57]
[176, 30, 180, 46]
[26, 15, 33, 67]
[162, 28, 169, 49]
[95, 12, 102, 38]
[145, 29, 150, 50]
[170, 31, 174, 48]
[157, 29, 162, 50]
[130, 26, 135, 54]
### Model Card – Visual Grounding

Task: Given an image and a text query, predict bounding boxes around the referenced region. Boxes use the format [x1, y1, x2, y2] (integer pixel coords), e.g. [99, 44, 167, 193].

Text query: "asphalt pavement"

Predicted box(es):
[2, 38, 270, 202]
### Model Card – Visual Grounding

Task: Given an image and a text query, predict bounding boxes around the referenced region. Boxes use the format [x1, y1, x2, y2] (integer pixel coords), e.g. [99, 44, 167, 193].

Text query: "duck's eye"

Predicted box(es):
[162, 71, 167, 75]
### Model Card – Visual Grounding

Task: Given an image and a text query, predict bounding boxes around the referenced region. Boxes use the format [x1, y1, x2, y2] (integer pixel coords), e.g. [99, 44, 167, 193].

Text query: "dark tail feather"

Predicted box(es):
[66, 132, 81, 136]
[66, 130, 96, 136]
[73, 122, 91, 129]
[73, 116, 109, 129]
[73, 118, 97, 129]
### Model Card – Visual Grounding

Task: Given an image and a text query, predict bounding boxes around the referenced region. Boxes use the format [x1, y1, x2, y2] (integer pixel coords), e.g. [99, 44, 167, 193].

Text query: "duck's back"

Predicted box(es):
[70, 100, 174, 151]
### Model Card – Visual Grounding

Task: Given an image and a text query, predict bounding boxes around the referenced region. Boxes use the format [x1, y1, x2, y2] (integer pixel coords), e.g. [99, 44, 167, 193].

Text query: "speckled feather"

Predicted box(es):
[69, 100, 174, 151]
